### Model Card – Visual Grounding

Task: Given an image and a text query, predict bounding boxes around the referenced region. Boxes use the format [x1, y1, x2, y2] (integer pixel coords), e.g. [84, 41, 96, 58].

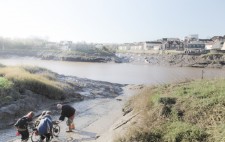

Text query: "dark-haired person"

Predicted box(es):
[57, 104, 76, 132]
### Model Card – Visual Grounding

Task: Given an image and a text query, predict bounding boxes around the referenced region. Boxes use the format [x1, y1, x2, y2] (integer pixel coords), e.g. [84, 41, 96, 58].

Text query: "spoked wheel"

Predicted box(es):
[31, 131, 40, 142]
[53, 124, 60, 137]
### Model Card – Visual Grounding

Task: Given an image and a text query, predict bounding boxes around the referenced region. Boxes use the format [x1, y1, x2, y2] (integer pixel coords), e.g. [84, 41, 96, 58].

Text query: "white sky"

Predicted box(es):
[0, 0, 225, 43]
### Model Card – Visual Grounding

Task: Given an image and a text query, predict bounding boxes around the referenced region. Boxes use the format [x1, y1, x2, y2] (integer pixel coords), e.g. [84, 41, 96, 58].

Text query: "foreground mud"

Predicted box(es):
[4, 85, 143, 142]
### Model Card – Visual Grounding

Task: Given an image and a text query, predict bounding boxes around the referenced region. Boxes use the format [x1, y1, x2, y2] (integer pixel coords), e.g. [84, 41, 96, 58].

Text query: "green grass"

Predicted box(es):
[163, 122, 207, 142]
[0, 66, 65, 102]
[115, 79, 225, 142]
[0, 77, 13, 88]
[0, 77, 18, 106]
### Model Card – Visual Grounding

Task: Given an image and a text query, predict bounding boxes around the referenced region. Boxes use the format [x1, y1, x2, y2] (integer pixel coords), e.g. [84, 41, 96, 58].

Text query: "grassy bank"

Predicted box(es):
[0, 65, 66, 107]
[116, 79, 225, 142]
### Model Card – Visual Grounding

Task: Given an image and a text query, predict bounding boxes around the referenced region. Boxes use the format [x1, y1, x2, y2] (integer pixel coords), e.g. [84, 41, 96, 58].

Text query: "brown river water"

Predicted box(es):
[1, 57, 225, 84]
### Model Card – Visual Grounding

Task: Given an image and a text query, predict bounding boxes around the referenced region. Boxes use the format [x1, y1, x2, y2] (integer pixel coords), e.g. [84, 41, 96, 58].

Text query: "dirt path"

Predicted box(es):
[8, 85, 142, 142]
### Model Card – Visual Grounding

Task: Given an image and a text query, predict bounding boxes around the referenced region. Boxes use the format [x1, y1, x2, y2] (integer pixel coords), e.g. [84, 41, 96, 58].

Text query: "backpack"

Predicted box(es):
[14, 117, 29, 129]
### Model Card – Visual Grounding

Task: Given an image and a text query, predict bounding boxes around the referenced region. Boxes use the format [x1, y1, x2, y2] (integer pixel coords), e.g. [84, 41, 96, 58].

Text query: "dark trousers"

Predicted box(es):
[18, 129, 29, 141]
[41, 133, 51, 141]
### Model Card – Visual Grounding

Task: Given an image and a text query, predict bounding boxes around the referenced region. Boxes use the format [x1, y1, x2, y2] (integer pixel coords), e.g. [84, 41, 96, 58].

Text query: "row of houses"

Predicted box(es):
[117, 35, 225, 54]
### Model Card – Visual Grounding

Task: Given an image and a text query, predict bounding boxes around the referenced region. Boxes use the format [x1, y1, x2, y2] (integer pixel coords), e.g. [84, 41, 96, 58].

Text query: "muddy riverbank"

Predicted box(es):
[5, 85, 142, 142]
[117, 53, 225, 68]
[2, 51, 225, 68]
[0, 69, 124, 131]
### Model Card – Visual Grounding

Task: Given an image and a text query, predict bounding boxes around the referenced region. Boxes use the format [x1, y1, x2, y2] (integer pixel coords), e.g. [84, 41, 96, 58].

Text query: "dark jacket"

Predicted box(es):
[59, 105, 75, 121]
[14, 116, 32, 130]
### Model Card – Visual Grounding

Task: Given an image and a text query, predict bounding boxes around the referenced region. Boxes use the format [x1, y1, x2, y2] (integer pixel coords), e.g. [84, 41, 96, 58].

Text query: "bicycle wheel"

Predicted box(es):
[52, 124, 60, 137]
[31, 131, 40, 142]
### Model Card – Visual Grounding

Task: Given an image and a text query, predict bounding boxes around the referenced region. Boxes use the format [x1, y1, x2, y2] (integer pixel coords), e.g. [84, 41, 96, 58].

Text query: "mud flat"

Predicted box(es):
[7, 85, 143, 142]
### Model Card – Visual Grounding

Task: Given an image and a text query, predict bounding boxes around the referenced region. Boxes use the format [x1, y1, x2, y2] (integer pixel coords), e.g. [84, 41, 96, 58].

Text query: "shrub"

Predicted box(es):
[163, 122, 208, 142]
[0, 77, 13, 89]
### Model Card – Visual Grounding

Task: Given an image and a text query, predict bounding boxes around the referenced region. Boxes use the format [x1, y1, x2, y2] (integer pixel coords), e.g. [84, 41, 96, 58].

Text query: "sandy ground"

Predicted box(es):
[8, 85, 143, 142]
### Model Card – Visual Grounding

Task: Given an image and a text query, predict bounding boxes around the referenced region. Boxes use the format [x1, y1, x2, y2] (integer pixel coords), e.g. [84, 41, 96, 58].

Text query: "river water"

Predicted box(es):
[1, 57, 225, 85]
[1, 57, 225, 141]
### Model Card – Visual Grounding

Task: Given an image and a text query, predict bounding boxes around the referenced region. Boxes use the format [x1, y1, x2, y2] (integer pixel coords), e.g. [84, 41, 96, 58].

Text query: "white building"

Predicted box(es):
[205, 42, 214, 50]
[143, 41, 162, 50]
[130, 42, 144, 50]
[184, 34, 199, 43]
[118, 43, 131, 50]
[221, 42, 225, 50]
[60, 41, 72, 51]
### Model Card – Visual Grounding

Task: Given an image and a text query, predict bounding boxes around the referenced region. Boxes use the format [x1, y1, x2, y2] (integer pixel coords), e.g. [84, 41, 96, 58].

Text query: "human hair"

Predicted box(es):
[26, 111, 34, 118]
[57, 104, 62, 109]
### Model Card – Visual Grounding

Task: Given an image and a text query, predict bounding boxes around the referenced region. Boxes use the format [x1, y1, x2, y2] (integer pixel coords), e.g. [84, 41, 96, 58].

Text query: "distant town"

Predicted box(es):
[117, 34, 225, 54]
[1, 34, 225, 55]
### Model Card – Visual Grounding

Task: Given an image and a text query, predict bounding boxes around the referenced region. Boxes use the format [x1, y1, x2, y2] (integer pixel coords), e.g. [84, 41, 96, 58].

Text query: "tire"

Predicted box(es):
[31, 131, 40, 142]
[52, 124, 60, 137]
[31, 131, 53, 142]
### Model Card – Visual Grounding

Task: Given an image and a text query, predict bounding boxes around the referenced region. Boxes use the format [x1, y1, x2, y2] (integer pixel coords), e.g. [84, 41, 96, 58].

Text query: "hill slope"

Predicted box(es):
[114, 79, 225, 142]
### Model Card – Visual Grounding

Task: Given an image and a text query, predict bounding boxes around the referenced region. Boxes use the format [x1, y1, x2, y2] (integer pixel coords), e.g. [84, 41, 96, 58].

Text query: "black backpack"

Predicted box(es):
[14, 117, 29, 129]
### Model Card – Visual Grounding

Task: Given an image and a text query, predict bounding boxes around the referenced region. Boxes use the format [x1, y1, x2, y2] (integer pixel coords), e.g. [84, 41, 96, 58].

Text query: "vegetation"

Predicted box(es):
[201, 53, 224, 60]
[0, 77, 12, 88]
[0, 37, 115, 58]
[0, 66, 66, 107]
[115, 79, 225, 142]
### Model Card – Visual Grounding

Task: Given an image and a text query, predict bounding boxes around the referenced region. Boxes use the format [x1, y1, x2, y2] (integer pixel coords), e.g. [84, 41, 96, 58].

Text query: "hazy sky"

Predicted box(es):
[0, 0, 224, 43]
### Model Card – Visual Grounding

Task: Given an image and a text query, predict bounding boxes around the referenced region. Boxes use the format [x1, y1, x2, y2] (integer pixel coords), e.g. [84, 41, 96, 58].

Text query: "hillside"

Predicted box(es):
[113, 79, 225, 142]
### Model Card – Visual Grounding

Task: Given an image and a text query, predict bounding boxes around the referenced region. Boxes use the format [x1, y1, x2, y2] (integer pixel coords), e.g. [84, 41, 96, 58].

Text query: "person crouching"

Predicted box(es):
[57, 104, 76, 132]
[37, 111, 53, 142]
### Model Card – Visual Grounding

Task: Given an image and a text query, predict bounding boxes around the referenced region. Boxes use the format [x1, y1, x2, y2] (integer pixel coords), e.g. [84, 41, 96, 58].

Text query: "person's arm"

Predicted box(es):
[47, 120, 52, 133]
[59, 115, 65, 121]
[14, 120, 19, 130]
[27, 117, 34, 127]
[59, 108, 66, 121]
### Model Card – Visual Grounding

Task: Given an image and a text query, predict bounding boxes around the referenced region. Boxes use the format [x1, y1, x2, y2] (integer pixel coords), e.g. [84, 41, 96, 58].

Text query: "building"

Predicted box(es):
[211, 36, 224, 42]
[205, 42, 214, 50]
[211, 41, 225, 50]
[59, 41, 72, 51]
[143, 41, 162, 50]
[184, 34, 199, 43]
[130, 42, 144, 50]
[118, 43, 131, 50]
[221, 42, 225, 50]
[198, 39, 213, 43]
[184, 41, 205, 54]
[162, 40, 184, 50]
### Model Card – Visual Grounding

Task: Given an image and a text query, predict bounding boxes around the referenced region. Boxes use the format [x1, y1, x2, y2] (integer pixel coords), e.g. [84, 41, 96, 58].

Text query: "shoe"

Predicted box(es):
[66, 130, 73, 132]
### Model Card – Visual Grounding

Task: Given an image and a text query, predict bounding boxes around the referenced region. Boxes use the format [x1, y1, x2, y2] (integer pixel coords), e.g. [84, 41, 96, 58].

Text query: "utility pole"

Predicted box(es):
[201, 69, 204, 79]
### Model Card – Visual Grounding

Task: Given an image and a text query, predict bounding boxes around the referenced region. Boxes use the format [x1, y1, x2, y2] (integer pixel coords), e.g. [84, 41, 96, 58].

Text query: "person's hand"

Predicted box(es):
[53, 120, 61, 124]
